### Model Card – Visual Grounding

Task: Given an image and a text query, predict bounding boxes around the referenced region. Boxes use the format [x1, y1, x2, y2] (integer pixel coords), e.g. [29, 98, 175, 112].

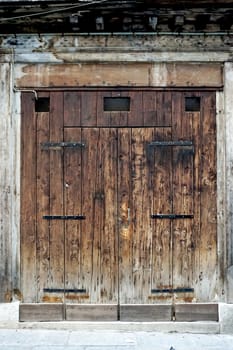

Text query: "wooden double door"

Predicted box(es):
[20, 90, 217, 321]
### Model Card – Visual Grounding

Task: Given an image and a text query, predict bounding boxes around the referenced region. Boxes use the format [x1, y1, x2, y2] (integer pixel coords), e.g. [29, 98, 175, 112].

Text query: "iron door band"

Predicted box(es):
[43, 215, 85, 220]
[41, 142, 85, 150]
[151, 214, 193, 219]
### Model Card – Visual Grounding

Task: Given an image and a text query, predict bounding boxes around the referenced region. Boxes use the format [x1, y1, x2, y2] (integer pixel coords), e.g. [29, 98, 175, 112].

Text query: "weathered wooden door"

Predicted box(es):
[20, 90, 217, 321]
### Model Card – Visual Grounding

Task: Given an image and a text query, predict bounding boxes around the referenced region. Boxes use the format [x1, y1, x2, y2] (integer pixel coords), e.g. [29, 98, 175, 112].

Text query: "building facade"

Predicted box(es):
[0, 0, 233, 331]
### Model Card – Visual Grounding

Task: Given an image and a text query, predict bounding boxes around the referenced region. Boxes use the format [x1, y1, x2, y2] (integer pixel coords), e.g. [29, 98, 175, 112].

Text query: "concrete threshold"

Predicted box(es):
[0, 321, 220, 334]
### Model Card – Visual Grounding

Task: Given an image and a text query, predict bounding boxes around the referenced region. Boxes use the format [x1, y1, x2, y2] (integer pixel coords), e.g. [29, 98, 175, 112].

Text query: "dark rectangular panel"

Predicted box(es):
[19, 304, 64, 322]
[66, 304, 118, 321]
[35, 97, 50, 112]
[185, 97, 201, 112]
[120, 305, 172, 321]
[175, 303, 219, 322]
[104, 97, 130, 111]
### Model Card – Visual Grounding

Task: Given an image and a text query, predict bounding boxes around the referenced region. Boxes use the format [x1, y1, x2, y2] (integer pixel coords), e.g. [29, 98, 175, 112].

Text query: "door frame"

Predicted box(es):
[19, 87, 220, 322]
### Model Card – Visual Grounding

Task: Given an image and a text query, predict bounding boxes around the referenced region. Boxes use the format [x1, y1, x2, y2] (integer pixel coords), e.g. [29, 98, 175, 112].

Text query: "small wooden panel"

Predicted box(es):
[175, 303, 219, 322]
[64, 91, 81, 126]
[81, 91, 97, 126]
[120, 304, 172, 321]
[19, 303, 64, 322]
[128, 91, 143, 126]
[66, 304, 118, 321]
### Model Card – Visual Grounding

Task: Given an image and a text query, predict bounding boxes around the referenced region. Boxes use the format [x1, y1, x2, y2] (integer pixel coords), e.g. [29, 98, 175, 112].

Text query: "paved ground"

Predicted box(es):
[0, 329, 233, 350]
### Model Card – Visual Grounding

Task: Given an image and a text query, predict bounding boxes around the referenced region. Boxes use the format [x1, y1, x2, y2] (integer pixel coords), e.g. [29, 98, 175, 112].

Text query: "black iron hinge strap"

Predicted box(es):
[41, 142, 85, 150]
[43, 288, 86, 293]
[151, 288, 194, 294]
[149, 141, 193, 147]
[151, 214, 193, 219]
[43, 215, 85, 220]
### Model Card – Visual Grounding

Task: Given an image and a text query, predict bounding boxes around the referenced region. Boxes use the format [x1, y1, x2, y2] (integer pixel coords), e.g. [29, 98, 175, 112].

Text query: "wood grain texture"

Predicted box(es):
[120, 304, 172, 321]
[64, 91, 81, 126]
[48, 92, 65, 298]
[99, 128, 118, 303]
[0, 63, 13, 302]
[151, 128, 173, 302]
[19, 303, 64, 321]
[130, 128, 153, 303]
[64, 128, 82, 299]
[81, 92, 97, 126]
[21, 92, 37, 302]
[172, 92, 194, 300]
[118, 128, 133, 304]
[36, 92, 51, 302]
[20, 89, 217, 319]
[16, 64, 222, 88]
[198, 92, 217, 301]
[66, 304, 118, 321]
[175, 303, 218, 322]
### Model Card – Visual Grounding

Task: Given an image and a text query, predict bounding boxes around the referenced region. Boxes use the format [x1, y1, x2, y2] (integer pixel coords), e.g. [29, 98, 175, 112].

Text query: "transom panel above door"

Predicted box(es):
[20, 89, 217, 322]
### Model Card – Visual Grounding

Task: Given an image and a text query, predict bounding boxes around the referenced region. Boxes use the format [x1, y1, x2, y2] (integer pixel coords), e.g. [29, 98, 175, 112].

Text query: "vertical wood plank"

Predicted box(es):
[151, 127, 173, 302]
[100, 128, 118, 304]
[156, 91, 172, 127]
[64, 91, 81, 127]
[81, 128, 101, 303]
[63, 128, 82, 302]
[128, 91, 143, 126]
[36, 92, 51, 303]
[199, 92, 217, 300]
[172, 92, 194, 300]
[187, 96, 202, 302]
[21, 92, 37, 302]
[97, 91, 111, 127]
[130, 128, 153, 303]
[118, 128, 133, 303]
[81, 91, 97, 126]
[48, 92, 64, 299]
[143, 91, 157, 126]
